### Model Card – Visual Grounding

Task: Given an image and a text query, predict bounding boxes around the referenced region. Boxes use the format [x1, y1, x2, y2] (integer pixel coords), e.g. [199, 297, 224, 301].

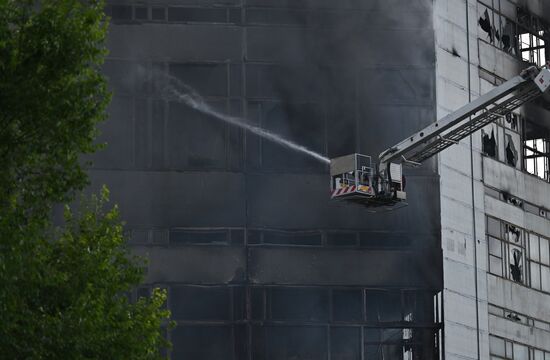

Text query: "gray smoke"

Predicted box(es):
[161, 75, 330, 164]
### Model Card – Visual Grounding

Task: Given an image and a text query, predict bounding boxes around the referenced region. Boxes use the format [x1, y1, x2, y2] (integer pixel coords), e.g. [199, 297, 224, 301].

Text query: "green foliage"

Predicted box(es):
[0, 1, 173, 358]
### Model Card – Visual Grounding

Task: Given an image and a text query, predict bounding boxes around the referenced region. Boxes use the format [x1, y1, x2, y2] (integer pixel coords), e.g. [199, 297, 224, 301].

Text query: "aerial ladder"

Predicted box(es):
[329, 66, 550, 208]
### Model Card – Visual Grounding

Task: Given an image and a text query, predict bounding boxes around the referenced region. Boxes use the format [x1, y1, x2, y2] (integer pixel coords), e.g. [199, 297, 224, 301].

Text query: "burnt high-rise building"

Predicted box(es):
[95, 0, 550, 358]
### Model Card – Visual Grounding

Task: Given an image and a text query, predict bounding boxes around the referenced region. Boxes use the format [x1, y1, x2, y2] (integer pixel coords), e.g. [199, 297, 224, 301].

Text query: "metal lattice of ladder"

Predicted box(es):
[408, 82, 540, 163]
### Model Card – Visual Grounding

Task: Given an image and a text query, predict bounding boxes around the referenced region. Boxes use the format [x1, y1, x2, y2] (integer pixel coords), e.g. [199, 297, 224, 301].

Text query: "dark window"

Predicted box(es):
[170, 230, 228, 245]
[247, 230, 262, 245]
[229, 8, 241, 24]
[259, 101, 325, 171]
[137, 286, 150, 299]
[172, 325, 233, 360]
[359, 232, 411, 248]
[151, 6, 166, 21]
[264, 326, 328, 360]
[327, 232, 358, 246]
[251, 287, 264, 320]
[331, 327, 361, 360]
[230, 229, 245, 245]
[110, 5, 132, 21]
[171, 286, 231, 320]
[269, 287, 329, 322]
[134, 6, 148, 20]
[246, 8, 309, 26]
[170, 63, 228, 98]
[482, 127, 497, 158]
[233, 287, 246, 321]
[332, 289, 363, 321]
[505, 133, 518, 166]
[365, 290, 402, 322]
[167, 101, 228, 169]
[168, 7, 227, 23]
[263, 231, 322, 246]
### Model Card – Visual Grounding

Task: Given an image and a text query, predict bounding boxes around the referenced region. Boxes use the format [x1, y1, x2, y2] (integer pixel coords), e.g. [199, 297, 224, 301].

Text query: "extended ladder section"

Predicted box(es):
[329, 66, 550, 209]
[378, 66, 550, 170]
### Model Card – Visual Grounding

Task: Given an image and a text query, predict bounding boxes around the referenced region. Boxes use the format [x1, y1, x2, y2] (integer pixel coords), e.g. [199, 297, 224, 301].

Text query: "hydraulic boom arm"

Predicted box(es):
[329, 66, 550, 208]
[378, 66, 547, 170]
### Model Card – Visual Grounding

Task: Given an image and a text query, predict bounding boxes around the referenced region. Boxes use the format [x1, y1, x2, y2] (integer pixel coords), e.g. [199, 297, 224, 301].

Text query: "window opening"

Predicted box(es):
[523, 120, 550, 182]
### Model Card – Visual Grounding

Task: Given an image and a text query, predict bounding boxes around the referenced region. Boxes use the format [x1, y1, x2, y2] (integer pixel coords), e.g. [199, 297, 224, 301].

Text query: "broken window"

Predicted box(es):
[503, 115, 522, 170]
[523, 120, 550, 182]
[477, 3, 549, 65]
[504, 311, 522, 323]
[482, 128, 497, 158]
[501, 16, 519, 55]
[501, 191, 523, 208]
[478, 2, 519, 56]
[486, 217, 527, 284]
[478, 6, 498, 45]
[505, 224, 525, 283]
[517, 7, 549, 66]
[505, 133, 518, 166]
[505, 112, 520, 132]
[509, 246, 524, 282]
[504, 224, 521, 243]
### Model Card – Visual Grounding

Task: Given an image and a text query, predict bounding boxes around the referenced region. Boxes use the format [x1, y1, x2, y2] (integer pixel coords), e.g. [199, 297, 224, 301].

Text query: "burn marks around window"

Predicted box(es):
[478, 2, 519, 57]
[477, 2, 549, 66]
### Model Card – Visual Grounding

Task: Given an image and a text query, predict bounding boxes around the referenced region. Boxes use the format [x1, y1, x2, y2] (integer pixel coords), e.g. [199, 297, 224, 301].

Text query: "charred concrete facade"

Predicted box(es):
[435, 0, 550, 359]
[95, 0, 444, 359]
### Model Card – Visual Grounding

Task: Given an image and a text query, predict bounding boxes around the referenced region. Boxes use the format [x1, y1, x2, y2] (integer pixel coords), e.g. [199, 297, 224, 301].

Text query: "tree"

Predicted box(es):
[0, 1, 172, 358]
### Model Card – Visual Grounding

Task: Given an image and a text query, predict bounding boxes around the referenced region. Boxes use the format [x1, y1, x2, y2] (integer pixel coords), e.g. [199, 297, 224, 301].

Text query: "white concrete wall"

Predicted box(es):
[436, 0, 550, 358]
[434, 1, 489, 358]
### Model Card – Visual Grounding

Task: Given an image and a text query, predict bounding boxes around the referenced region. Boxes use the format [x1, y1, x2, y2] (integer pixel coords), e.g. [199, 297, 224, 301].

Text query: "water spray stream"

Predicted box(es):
[160, 75, 330, 164]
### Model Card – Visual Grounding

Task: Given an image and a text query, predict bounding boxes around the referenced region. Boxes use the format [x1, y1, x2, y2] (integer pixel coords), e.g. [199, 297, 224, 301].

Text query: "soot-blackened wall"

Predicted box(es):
[95, 0, 442, 358]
